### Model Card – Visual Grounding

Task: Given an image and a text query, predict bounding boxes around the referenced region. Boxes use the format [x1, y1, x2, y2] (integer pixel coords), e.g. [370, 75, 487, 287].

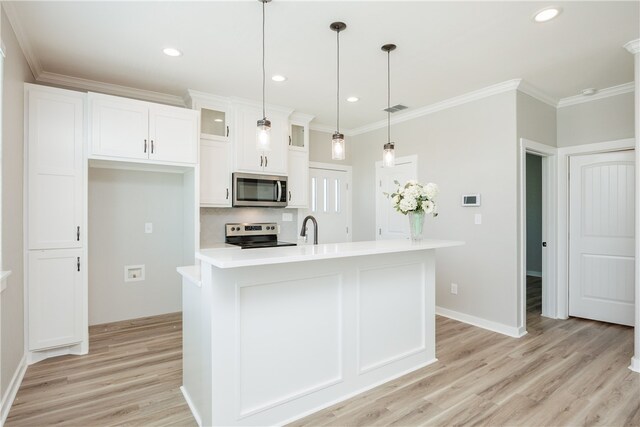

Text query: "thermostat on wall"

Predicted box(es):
[461, 194, 481, 207]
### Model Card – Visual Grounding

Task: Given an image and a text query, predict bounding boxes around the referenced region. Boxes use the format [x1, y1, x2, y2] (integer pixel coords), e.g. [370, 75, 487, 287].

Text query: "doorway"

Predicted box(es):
[568, 150, 635, 326]
[526, 153, 543, 315]
[375, 155, 418, 240]
[299, 162, 352, 244]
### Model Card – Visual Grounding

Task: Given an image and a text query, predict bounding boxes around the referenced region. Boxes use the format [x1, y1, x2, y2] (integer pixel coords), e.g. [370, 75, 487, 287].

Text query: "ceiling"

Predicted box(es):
[6, 1, 639, 130]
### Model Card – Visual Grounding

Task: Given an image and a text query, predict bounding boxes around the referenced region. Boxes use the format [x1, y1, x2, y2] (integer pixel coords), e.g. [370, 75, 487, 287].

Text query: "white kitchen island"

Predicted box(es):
[180, 239, 463, 426]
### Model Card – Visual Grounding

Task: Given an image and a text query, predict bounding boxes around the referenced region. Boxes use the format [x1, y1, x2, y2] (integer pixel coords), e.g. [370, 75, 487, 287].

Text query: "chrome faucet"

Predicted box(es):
[300, 215, 318, 245]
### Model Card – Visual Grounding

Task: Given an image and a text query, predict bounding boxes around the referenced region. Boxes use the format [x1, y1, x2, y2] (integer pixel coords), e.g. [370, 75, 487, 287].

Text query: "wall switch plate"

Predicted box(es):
[124, 265, 145, 282]
[474, 214, 482, 225]
[145, 223, 153, 233]
[282, 213, 293, 222]
[451, 283, 458, 295]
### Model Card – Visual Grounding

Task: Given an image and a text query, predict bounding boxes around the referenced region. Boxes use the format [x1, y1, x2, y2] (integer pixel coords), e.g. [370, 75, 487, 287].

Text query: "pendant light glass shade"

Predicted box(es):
[381, 43, 397, 168]
[256, 118, 272, 151]
[383, 142, 395, 167]
[256, 0, 272, 151]
[332, 132, 345, 160]
[330, 22, 347, 161]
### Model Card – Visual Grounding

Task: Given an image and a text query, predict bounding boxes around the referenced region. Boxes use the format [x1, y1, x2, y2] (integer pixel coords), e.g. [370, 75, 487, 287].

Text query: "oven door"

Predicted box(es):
[232, 173, 288, 207]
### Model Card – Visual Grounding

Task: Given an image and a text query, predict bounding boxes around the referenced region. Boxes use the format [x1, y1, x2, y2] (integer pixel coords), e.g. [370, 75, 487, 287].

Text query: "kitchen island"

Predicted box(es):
[179, 239, 463, 426]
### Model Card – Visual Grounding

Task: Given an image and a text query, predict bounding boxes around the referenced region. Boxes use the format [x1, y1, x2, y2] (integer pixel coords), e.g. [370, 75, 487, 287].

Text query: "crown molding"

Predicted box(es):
[37, 71, 186, 106]
[624, 39, 640, 55]
[516, 80, 558, 107]
[3, 2, 42, 78]
[290, 112, 315, 124]
[309, 123, 337, 134]
[557, 82, 634, 108]
[350, 79, 523, 136]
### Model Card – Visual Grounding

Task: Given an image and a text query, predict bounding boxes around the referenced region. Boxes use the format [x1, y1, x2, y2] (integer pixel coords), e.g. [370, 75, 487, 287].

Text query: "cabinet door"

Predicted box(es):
[28, 89, 84, 250]
[234, 106, 266, 173]
[200, 140, 231, 207]
[89, 93, 149, 160]
[287, 149, 308, 208]
[28, 249, 84, 350]
[262, 112, 288, 175]
[149, 104, 198, 164]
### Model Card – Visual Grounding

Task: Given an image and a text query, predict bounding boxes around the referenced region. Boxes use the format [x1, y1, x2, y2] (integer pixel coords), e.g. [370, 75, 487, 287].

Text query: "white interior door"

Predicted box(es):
[375, 156, 418, 240]
[299, 165, 351, 244]
[569, 150, 635, 326]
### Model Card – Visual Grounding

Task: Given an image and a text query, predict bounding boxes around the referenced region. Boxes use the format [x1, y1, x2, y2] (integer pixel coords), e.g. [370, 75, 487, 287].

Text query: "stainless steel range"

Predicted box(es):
[225, 222, 297, 249]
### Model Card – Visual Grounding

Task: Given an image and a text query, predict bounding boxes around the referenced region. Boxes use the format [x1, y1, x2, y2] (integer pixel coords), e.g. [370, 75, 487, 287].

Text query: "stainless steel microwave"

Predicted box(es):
[232, 173, 288, 207]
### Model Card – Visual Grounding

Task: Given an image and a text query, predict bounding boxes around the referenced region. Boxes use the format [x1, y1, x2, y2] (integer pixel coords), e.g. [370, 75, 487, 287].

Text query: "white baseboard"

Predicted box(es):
[0, 354, 27, 425]
[436, 306, 526, 338]
[630, 356, 640, 373]
[526, 270, 542, 278]
[180, 386, 202, 427]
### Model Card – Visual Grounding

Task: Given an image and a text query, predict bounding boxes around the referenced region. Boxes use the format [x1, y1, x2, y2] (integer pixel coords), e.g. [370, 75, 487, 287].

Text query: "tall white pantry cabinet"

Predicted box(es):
[25, 84, 88, 355]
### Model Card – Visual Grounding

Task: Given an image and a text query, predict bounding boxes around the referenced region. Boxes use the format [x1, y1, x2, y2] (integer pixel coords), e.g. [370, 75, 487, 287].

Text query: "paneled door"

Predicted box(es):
[569, 150, 635, 326]
[299, 165, 351, 244]
[375, 156, 418, 240]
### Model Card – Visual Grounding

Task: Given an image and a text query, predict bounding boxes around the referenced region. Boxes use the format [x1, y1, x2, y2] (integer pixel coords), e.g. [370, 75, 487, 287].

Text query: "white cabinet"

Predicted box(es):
[233, 104, 290, 175]
[28, 249, 84, 350]
[200, 139, 232, 207]
[287, 150, 308, 208]
[89, 92, 198, 164]
[27, 88, 84, 250]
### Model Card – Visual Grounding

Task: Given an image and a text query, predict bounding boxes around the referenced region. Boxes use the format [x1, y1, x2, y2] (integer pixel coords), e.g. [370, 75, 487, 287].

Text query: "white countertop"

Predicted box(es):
[196, 239, 464, 269]
[177, 265, 201, 285]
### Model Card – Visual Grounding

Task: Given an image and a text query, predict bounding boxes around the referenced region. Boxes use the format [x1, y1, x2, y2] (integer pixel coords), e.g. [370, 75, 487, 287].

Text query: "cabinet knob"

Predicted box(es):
[260, 155, 263, 167]
[144, 139, 147, 153]
[265, 156, 268, 167]
[77, 226, 80, 241]
[289, 191, 291, 201]
[226, 126, 229, 137]
[151, 140, 154, 154]
[77, 257, 81, 272]
[289, 136, 292, 145]
[226, 188, 229, 200]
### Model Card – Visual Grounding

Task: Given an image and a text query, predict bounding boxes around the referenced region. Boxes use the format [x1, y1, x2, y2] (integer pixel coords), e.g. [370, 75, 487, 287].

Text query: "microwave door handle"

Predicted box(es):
[276, 181, 282, 202]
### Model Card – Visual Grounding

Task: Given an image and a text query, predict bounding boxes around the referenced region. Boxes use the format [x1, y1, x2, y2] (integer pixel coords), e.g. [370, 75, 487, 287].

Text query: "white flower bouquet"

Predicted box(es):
[388, 180, 439, 216]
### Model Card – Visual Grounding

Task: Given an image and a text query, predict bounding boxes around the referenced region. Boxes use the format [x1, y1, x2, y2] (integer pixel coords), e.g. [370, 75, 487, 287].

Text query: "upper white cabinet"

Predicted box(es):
[287, 150, 308, 208]
[186, 91, 232, 143]
[233, 102, 291, 175]
[27, 86, 85, 250]
[200, 139, 232, 207]
[89, 92, 198, 164]
[288, 112, 313, 152]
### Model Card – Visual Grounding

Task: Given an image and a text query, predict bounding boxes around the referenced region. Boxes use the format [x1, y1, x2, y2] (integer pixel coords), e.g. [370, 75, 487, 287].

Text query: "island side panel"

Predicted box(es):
[201, 249, 437, 426]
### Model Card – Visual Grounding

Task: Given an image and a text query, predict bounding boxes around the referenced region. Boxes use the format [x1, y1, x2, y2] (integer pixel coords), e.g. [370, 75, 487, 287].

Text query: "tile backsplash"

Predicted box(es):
[200, 207, 300, 247]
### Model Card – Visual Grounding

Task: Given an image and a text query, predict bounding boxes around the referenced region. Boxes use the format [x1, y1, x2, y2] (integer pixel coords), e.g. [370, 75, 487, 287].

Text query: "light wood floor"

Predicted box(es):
[7, 279, 640, 426]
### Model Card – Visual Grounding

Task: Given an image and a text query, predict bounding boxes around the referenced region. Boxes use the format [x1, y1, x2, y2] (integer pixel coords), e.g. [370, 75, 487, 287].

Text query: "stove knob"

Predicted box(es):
[231, 227, 236, 231]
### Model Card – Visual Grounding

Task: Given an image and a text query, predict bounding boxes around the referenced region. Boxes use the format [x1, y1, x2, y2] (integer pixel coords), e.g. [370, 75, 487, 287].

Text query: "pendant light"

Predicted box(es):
[382, 43, 397, 167]
[256, 0, 272, 151]
[330, 22, 347, 160]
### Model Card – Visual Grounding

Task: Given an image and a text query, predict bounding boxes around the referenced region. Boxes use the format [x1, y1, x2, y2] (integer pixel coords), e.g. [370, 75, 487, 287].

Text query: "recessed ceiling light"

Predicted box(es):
[346, 96, 359, 103]
[272, 75, 287, 82]
[581, 88, 598, 96]
[533, 7, 562, 23]
[162, 47, 182, 57]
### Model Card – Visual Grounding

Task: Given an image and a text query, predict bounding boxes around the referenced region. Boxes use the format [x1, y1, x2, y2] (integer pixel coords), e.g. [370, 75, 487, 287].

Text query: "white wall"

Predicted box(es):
[557, 92, 634, 147]
[309, 129, 352, 165]
[1, 6, 35, 397]
[88, 168, 184, 325]
[517, 92, 557, 147]
[526, 154, 542, 274]
[350, 90, 520, 329]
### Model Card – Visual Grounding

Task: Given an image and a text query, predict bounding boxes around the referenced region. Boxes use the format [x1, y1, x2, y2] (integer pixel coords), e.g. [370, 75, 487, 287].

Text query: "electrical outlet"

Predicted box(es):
[145, 223, 153, 233]
[451, 283, 458, 295]
[124, 265, 145, 282]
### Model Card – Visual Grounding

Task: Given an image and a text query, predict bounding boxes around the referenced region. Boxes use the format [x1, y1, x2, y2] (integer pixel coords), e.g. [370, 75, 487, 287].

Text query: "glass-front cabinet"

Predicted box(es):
[186, 90, 232, 142]
[201, 107, 228, 139]
[288, 112, 314, 152]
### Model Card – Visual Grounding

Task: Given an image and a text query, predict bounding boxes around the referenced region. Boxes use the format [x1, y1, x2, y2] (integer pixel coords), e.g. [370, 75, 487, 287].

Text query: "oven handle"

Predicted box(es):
[276, 180, 282, 202]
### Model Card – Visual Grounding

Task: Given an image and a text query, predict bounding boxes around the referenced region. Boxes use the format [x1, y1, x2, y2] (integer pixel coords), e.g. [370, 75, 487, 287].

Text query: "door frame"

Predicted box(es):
[374, 155, 418, 240]
[305, 162, 353, 241]
[518, 139, 558, 335]
[557, 137, 635, 319]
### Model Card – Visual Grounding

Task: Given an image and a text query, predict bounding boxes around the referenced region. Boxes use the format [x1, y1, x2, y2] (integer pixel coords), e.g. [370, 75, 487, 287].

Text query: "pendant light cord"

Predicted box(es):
[262, 0, 266, 119]
[336, 28, 340, 133]
[387, 49, 390, 144]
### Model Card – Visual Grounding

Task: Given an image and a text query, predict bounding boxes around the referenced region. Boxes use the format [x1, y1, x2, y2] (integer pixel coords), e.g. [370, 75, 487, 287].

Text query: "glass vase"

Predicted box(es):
[408, 211, 425, 242]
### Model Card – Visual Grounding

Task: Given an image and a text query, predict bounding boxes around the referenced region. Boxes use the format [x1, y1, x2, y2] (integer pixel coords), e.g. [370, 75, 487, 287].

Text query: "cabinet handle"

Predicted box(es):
[289, 136, 292, 146]
[226, 188, 229, 200]
[289, 190, 291, 201]
[77, 257, 81, 272]
[151, 140, 154, 154]
[226, 126, 229, 137]
[144, 139, 147, 153]
[260, 155, 263, 167]
[77, 226, 80, 241]
[265, 156, 268, 167]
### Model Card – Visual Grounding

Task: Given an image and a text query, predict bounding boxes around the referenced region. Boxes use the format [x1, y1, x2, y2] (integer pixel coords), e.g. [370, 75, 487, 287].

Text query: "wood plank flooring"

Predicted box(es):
[6, 313, 197, 427]
[6, 278, 640, 426]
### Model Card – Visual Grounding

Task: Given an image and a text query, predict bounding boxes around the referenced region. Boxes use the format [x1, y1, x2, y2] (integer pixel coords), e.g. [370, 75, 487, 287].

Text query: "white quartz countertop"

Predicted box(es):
[196, 239, 464, 269]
